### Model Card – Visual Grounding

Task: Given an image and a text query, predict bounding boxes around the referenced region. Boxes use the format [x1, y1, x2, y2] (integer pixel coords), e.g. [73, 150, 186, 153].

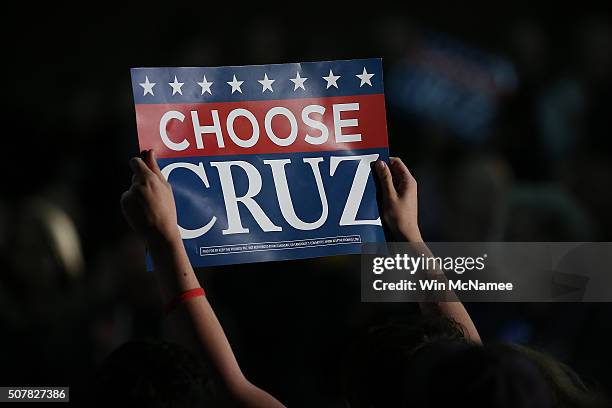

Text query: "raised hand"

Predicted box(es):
[120, 149, 180, 247]
[374, 157, 422, 242]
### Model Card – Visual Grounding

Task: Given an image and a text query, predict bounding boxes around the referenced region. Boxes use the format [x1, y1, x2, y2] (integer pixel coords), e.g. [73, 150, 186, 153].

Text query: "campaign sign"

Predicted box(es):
[130, 59, 389, 268]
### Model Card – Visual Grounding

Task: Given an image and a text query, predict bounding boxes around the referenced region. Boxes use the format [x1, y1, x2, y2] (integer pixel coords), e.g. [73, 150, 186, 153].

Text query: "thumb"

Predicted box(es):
[374, 160, 397, 203]
[129, 157, 154, 181]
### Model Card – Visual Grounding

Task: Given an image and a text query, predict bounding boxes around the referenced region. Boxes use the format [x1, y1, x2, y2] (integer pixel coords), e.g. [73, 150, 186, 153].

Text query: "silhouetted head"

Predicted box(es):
[90, 340, 212, 407]
[343, 318, 606, 408]
[422, 343, 553, 408]
[343, 316, 469, 407]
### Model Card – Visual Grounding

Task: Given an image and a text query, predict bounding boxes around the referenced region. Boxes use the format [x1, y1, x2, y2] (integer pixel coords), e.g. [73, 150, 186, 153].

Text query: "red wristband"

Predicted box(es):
[164, 287, 206, 314]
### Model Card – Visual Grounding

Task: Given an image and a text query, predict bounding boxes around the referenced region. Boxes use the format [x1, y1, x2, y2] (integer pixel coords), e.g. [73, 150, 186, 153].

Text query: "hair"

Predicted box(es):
[503, 343, 608, 408]
[342, 315, 469, 407]
[89, 339, 212, 408]
[342, 316, 608, 408]
[423, 343, 554, 408]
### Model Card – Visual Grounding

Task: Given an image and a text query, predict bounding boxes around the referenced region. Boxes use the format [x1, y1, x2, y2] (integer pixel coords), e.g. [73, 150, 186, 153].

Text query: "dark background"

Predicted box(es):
[2, 3, 612, 406]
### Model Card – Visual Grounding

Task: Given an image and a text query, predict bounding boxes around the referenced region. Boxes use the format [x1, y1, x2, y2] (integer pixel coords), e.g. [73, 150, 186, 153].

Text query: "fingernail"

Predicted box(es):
[377, 160, 386, 170]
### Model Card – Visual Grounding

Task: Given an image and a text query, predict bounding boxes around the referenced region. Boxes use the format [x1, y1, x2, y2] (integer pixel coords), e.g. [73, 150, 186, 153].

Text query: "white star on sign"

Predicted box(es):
[227, 75, 244, 94]
[168, 76, 184, 95]
[289, 72, 307, 91]
[197, 75, 213, 95]
[258, 73, 275, 93]
[139, 76, 156, 96]
[322, 69, 340, 89]
[356, 67, 374, 87]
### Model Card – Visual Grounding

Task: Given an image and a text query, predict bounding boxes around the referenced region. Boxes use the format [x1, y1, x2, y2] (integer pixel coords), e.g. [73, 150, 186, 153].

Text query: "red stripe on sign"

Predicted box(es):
[134, 94, 388, 158]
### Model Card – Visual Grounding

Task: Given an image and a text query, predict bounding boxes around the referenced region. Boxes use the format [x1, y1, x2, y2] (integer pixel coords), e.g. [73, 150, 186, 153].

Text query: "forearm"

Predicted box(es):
[149, 235, 285, 407]
[121, 151, 284, 406]
[148, 234, 200, 302]
[418, 301, 481, 344]
[172, 296, 284, 407]
[149, 235, 239, 375]
[374, 158, 481, 343]
[410, 240, 482, 344]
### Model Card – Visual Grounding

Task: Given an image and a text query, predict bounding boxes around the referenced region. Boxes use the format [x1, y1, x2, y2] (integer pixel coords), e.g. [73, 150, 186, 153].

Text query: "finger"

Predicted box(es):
[389, 157, 416, 195]
[120, 190, 141, 233]
[129, 161, 145, 184]
[129, 157, 154, 181]
[143, 149, 164, 178]
[127, 184, 151, 208]
[120, 190, 133, 218]
[374, 160, 397, 202]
